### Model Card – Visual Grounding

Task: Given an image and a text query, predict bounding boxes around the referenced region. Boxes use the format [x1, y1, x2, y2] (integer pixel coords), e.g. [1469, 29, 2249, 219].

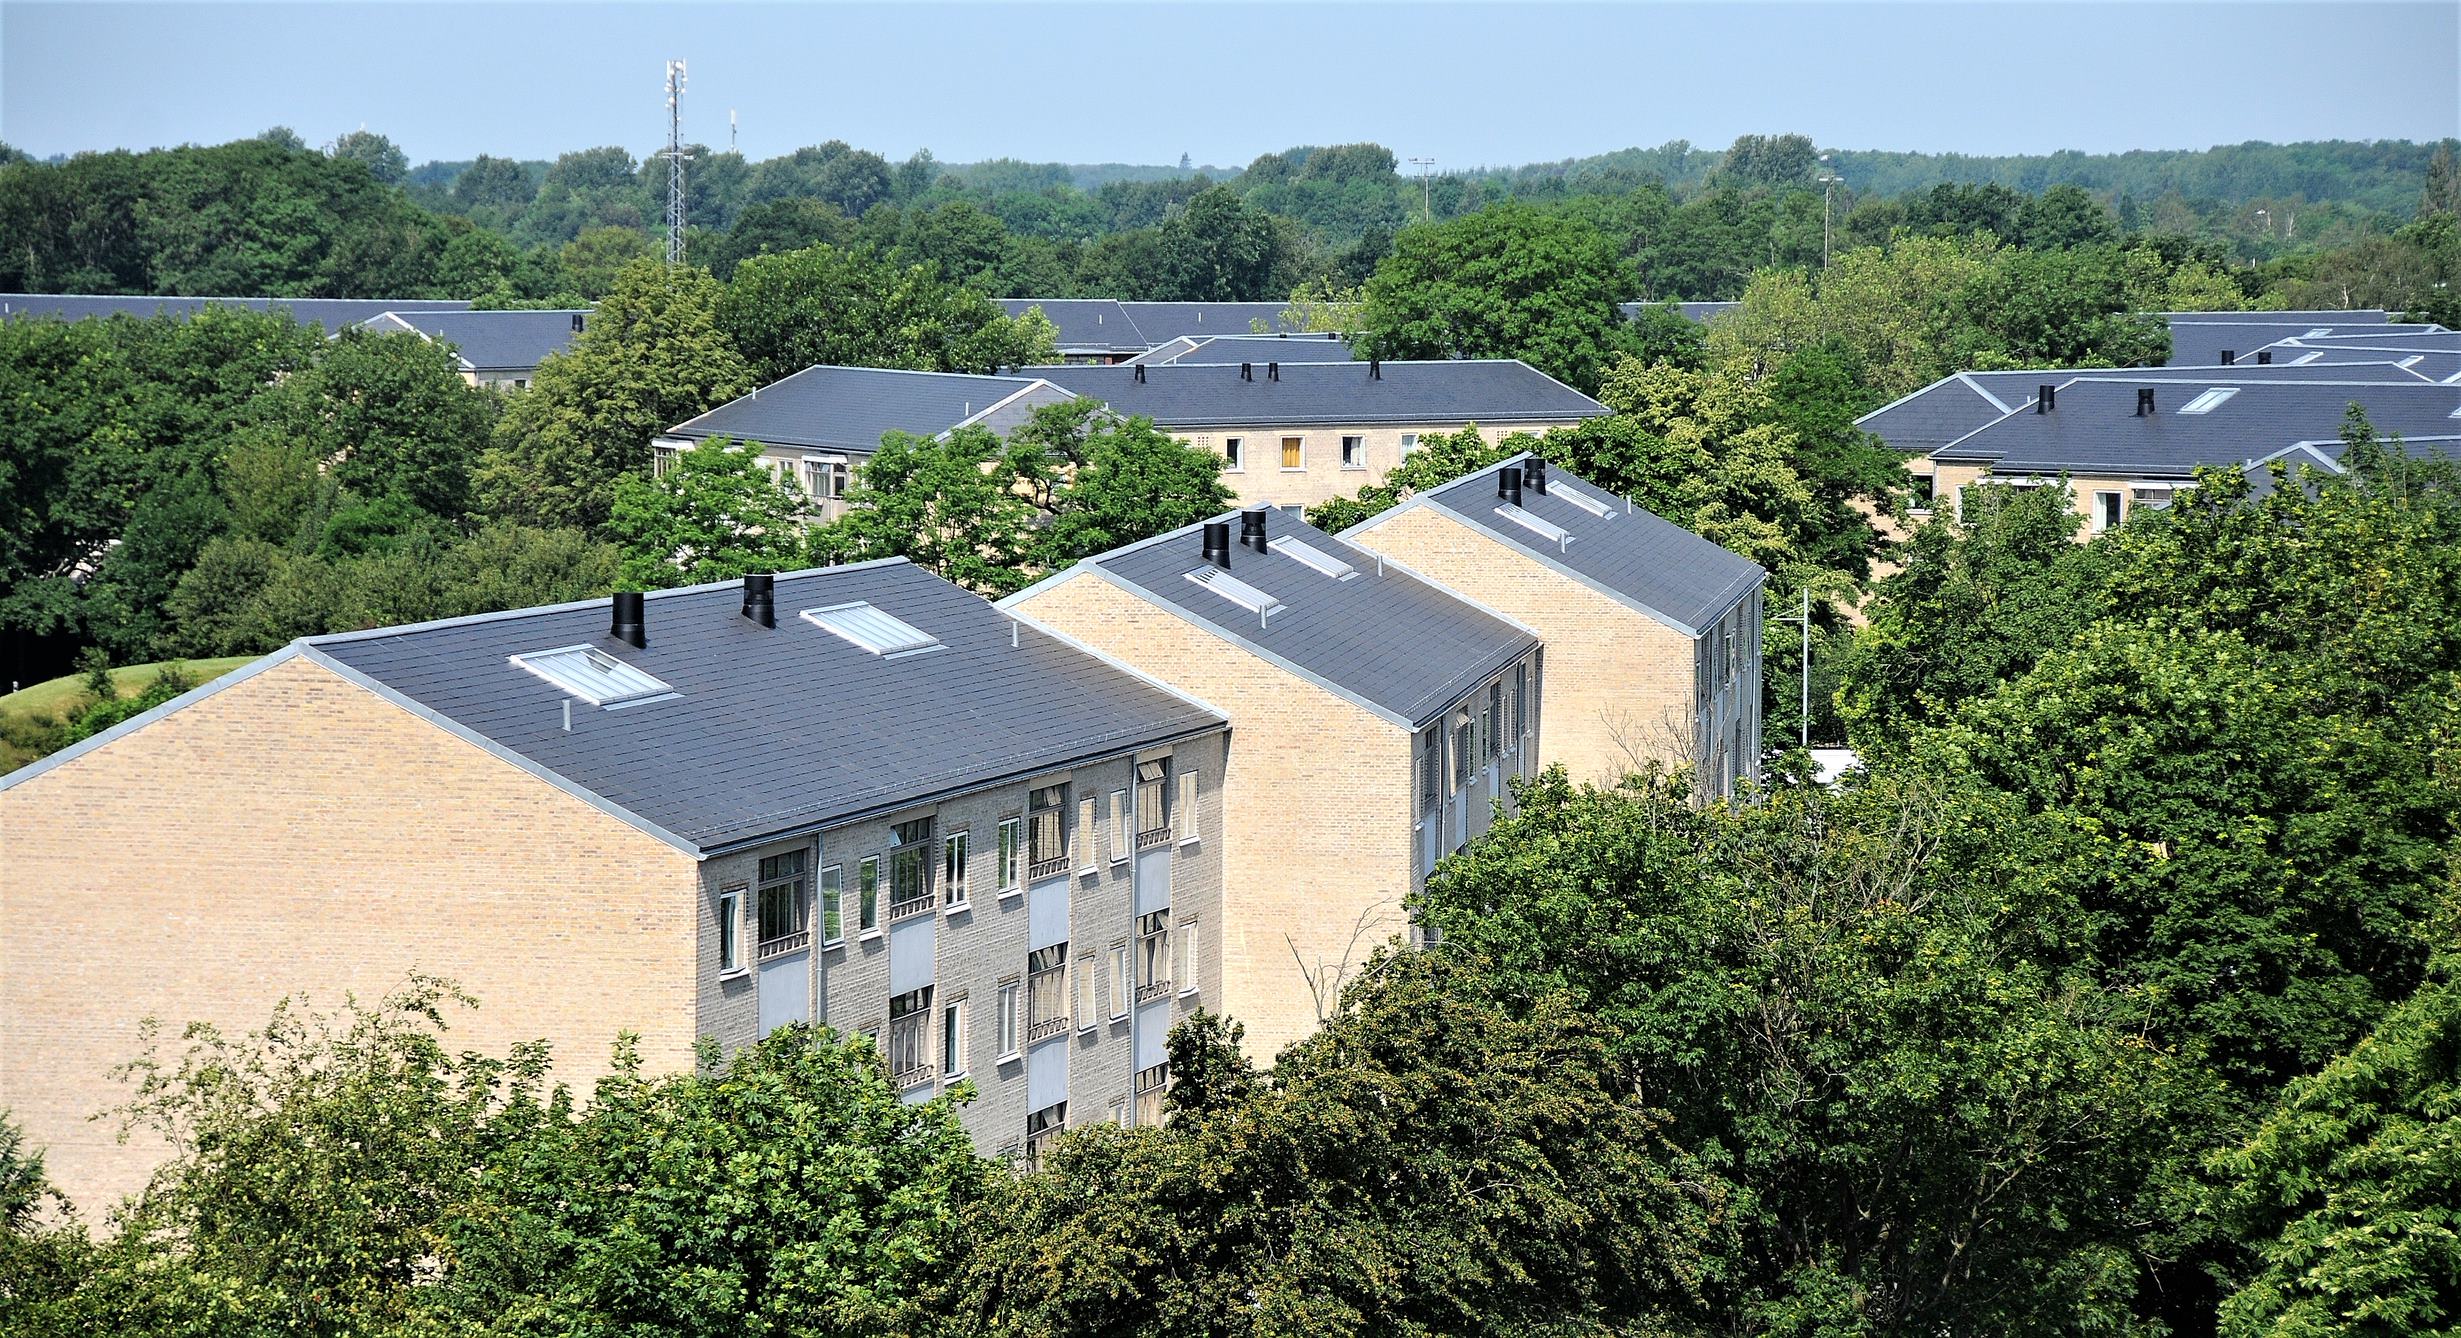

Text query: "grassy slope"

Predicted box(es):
[0, 656, 258, 723]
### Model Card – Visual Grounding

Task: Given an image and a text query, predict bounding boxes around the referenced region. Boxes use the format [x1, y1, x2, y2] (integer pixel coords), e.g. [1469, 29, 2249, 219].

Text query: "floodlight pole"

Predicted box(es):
[1408, 156, 1435, 223]
[1817, 154, 1842, 271]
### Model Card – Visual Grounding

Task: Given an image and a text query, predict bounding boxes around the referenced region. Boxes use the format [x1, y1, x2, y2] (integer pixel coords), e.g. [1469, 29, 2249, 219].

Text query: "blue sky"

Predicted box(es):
[4, 2, 2455, 168]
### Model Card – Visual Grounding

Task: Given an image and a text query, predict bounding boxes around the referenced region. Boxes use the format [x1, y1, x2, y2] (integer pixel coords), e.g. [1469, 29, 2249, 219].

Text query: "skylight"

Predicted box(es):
[2292, 352, 2323, 365]
[1267, 534, 1358, 580]
[801, 602, 943, 657]
[2178, 387, 2240, 415]
[1495, 503, 1575, 548]
[1185, 566, 1287, 619]
[510, 645, 674, 708]
[1552, 484, 1617, 519]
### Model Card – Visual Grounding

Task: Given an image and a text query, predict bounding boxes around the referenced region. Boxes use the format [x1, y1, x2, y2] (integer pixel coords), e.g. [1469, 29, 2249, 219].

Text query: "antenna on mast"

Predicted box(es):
[730, 108, 738, 154]
[662, 59, 691, 265]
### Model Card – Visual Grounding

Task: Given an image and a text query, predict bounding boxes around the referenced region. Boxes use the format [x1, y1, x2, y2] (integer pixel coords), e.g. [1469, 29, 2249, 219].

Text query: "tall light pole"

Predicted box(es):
[1408, 156, 1435, 223]
[662, 59, 691, 266]
[1817, 153, 1843, 270]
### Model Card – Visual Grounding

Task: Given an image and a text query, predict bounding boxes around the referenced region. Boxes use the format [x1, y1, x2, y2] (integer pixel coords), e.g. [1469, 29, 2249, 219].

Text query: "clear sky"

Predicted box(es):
[4, 2, 2455, 169]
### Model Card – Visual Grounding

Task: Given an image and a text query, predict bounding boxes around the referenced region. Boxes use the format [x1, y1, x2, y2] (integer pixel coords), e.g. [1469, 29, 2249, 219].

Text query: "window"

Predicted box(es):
[1184, 566, 1285, 619]
[651, 444, 680, 478]
[996, 816, 1023, 894]
[716, 888, 742, 973]
[889, 817, 935, 919]
[2092, 490, 2123, 533]
[1135, 1064, 1170, 1127]
[1077, 797, 1098, 871]
[1419, 731, 1441, 812]
[1135, 760, 1171, 848]
[1486, 682, 1503, 761]
[802, 456, 850, 500]
[1138, 909, 1172, 1002]
[1174, 918, 1199, 995]
[1493, 503, 1574, 548]
[1027, 944, 1069, 1043]
[1453, 713, 1474, 786]
[996, 980, 1021, 1057]
[2178, 387, 2240, 414]
[819, 865, 844, 944]
[942, 830, 969, 908]
[1176, 770, 1199, 841]
[1109, 790, 1128, 862]
[1026, 1101, 1067, 1167]
[1075, 952, 1099, 1029]
[1399, 432, 1419, 458]
[1107, 1098, 1128, 1126]
[1554, 483, 1616, 519]
[1267, 534, 1357, 580]
[1909, 473, 1936, 512]
[1028, 784, 1069, 880]
[1280, 436, 1303, 470]
[888, 987, 933, 1087]
[1110, 941, 1133, 1017]
[1223, 436, 1244, 471]
[1340, 434, 1366, 468]
[857, 856, 881, 934]
[1512, 663, 1529, 751]
[801, 602, 942, 657]
[942, 998, 967, 1077]
[509, 644, 673, 708]
[757, 850, 810, 958]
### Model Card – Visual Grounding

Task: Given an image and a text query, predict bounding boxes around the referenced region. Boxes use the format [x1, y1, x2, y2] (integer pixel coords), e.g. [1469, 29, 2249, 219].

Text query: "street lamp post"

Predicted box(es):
[1408, 156, 1435, 223]
[1817, 154, 1843, 270]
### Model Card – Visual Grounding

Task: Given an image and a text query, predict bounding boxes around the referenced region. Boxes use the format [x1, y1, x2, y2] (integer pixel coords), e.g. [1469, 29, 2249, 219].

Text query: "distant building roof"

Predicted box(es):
[1618, 300, 1737, 323]
[1860, 361, 2446, 456]
[1027, 359, 1607, 429]
[2164, 309, 2391, 325]
[1125, 333, 1356, 366]
[1012, 511, 1536, 729]
[0, 293, 471, 328]
[355, 308, 589, 373]
[998, 298, 1146, 355]
[294, 560, 1224, 854]
[1931, 378, 2461, 479]
[2162, 314, 2412, 368]
[2242, 433, 2461, 498]
[1117, 301, 1308, 342]
[1353, 454, 1766, 637]
[664, 365, 1074, 455]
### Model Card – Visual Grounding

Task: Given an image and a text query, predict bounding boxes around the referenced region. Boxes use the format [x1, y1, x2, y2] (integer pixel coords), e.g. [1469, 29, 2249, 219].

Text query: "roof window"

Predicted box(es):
[1495, 503, 1576, 549]
[2178, 387, 2240, 414]
[1267, 534, 1358, 580]
[1184, 566, 1286, 620]
[510, 644, 675, 708]
[801, 602, 943, 657]
[1552, 483, 1617, 519]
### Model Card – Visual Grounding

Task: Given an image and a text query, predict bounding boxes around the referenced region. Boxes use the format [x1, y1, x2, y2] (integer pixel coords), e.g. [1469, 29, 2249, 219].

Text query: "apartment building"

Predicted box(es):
[655, 365, 1080, 521]
[0, 561, 1229, 1210]
[1126, 332, 1357, 366]
[0, 292, 470, 327]
[352, 307, 591, 388]
[1344, 456, 1767, 795]
[1925, 378, 2461, 532]
[1001, 507, 1541, 1060]
[2243, 432, 2461, 499]
[1030, 359, 1609, 507]
[996, 300, 1322, 364]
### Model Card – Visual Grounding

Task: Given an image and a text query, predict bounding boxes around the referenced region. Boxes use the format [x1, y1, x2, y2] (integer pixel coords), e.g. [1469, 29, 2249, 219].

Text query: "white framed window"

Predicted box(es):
[1110, 941, 1133, 1018]
[1107, 1097, 1128, 1126]
[1279, 436, 1303, 470]
[1075, 951, 1099, 1031]
[996, 816, 1023, 895]
[802, 455, 851, 499]
[942, 997, 967, 1077]
[996, 980, 1022, 1058]
[1175, 918, 1199, 996]
[888, 987, 933, 1087]
[1137, 909, 1171, 1002]
[1223, 436, 1244, 471]
[857, 855, 880, 935]
[1909, 473, 1936, 513]
[1340, 434, 1366, 469]
[1077, 797, 1099, 873]
[651, 443, 680, 478]
[2092, 490, 2123, 533]
[1026, 1101, 1066, 1167]
[943, 830, 970, 910]
[819, 865, 844, 945]
[716, 887, 743, 974]
[1027, 945, 1069, 1042]
[1109, 790, 1128, 863]
[889, 817, 936, 920]
[801, 602, 942, 658]
[1029, 784, 1069, 880]
[509, 644, 673, 708]
[1134, 1063, 1170, 1127]
[1176, 770, 1199, 842]
[1399, 432, 1419, 458]
[756, 850, 810, 959]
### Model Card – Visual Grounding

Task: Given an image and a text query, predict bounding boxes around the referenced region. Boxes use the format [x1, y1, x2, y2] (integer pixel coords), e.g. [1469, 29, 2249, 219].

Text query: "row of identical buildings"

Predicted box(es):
[1, 456, 1765, 1213]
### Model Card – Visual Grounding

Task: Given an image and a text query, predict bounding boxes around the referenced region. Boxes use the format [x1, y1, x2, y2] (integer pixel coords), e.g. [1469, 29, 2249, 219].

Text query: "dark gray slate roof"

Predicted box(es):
[0, 293, 470, 328]
[1617, 301, 1738, 323]
[1857, 375, 2025, 456]
[2243, 434, 2461, 498]
[308, 560, 1222, 854]
[999, 298, 1146, 354]
[1048, 511, 1536, 729]
[1393, 456, 1765, 636]
[1125, 333, 1357, 366]
[666, 365, 1055, 454]
[357, 308, 589, 372]
[2272, 329, 2461, 354]
[1932, 378, 2461, 478]
[1118, 302, 1310, 341]
[1861, 362, 2445, 456]
[2164, 317, 2415, 369]
[1028, 359, 1607, 428]
[2165, 309, 2389, 325]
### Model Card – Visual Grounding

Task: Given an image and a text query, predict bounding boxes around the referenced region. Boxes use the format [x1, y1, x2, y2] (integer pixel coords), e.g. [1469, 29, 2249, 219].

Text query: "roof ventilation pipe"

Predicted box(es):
[741, 572, 775, 628]
[571, 313, 586, 333]
[2036, 384, 2056, 414]
[2257, 349, 2273, 364]
[2137, 387, 2157, 416]
[1498, 465, 1524, 506]
[2220, 349, 2236, 365]
[1200, 520, 1232, 568]
[1267, 361, 1280, 381]
[1369, 359, 1382, 380]
[1240, 507, 1269, 552]
[1240, 362, 1253, 382]
[1134, 364, 1146, 383]
[610, 592, 647, 649]
[1522, 457, 1548, 494]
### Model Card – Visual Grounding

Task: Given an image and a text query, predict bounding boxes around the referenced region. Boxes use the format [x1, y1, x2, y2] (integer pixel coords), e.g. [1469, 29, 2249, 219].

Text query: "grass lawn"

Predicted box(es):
[0, 655, 260, 723]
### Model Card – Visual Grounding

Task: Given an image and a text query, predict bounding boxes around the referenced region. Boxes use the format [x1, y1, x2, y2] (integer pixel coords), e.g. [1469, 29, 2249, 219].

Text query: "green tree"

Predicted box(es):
[474, 258, 754, 533]
[328, 129, 408, 185]
[808, 425, 1040, 595]
[451, 154, 535, 211]
[716, 242, 1056, 384]
[242, 325, 498, 520]
[1019, 401, 1234, 565]
[607, 436, 808, 589]
[558, 223, 654, 298]
[1152, 186, 1302, 301]
[1358, 202, 1636, 391]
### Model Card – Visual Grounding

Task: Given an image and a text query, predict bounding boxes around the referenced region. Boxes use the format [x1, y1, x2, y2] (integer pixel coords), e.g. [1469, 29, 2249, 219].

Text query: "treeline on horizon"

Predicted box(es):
[1, 128, 2454, 308]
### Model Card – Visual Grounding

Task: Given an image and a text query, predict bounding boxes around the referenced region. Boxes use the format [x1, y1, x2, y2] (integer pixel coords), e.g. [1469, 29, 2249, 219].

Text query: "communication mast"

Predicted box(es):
[662, 59, 691, 265]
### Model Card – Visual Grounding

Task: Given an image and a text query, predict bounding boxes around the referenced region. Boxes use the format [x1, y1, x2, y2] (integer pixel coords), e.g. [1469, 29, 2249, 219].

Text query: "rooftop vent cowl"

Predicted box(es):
[1498, 465, 1524, 506]
[2036, 384, 2057, 414]
[2136, 387, 2157, 417]
[741, 572, 775, 628]
[571, 313, 586, 333]
[610, 591, 647, 649]
[1200, 520, 1232, 569]
[1522, 457, 1549, 494]
[1240, 507, 1269, 552]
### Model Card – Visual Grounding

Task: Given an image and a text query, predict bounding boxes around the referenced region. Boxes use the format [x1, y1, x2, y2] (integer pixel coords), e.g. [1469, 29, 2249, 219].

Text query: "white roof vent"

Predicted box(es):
[510, 645, 675, 709]
[1267, 534, 1358, 580]
[1495, 503, 1576, 550]
[1185, 566, 1286, 622]
[802, 602, 943, 657]
[1552, 483, 1617, 519]
[2178, 387, 2240, 415]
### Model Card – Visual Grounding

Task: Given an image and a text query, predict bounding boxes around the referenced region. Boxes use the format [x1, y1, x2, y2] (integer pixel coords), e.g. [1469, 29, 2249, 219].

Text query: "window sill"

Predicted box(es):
[857, 928, 883, 944]
[822, 937, 847, 953]
[994, 1050, 1022, 1068]
[1076, 866, 1099, 878]
[1340, 464, 1368, 471]
[1278, 467, 1306, 473]
[718, 965, 751, 982]
[943, 899, 971, 918]
[997, 888, 1023, 904]
[1178, 986, 1199, 1000]
[1108, 855, 1129, 867]
[1176, 834, 1200, 848]
[1110, 1012, 1130, 1026]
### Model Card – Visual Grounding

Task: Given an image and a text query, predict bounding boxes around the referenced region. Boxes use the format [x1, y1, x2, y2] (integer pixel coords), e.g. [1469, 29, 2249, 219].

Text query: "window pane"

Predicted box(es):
[944, 832, 968, 903]
[1281, 437, 1301, 469]
[820, 866, 842, 943]
[859, 857, 879, 931]
[717, 892, 740, 971]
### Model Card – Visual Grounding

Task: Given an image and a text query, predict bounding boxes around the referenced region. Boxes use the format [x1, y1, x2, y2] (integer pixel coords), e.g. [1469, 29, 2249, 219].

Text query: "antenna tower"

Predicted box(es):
[662, 59, 691, 265]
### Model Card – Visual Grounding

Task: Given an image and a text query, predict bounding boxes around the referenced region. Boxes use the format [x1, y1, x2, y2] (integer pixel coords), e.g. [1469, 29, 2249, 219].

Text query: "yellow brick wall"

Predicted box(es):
[0, 655, 699, 1215]
[1177, 421, 1591, 508]
[1009, 575, 1414, 1062]
[1354, 506, 1701, 784]
[1928, 460, 2149, 537]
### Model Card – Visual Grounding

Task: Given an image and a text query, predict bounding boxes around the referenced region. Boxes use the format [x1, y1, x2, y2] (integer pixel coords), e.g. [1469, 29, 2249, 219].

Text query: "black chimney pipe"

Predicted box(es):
[2036, 384, 2056, 414]
[1200, 521, 1232, 568]
[2257, 349, 2273, 364]
[571, 312, 586, 333]
[1240, 362, 1253, 382]
[1240, 507, 1269, 552]
[1133, 363, 1146, 383]
[2220, 349, 2236, 365]
[610, 591, 646, 648]
[1522, 458, 1548, 494]
[1267, 361, 1280, 381]
[742, 573, 775, 628]
[2136, 387, 2157, 417]
[1498, 465, 1524, 505]
[1369, 358, 1382, 380]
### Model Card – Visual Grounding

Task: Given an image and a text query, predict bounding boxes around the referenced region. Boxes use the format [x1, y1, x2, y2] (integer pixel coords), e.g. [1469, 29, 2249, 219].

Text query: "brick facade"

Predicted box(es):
[1181, 421, 1593, 508]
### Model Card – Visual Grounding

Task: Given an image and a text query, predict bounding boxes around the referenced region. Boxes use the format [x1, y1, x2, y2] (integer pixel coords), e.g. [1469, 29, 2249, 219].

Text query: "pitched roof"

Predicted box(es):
[2164, 309, 2389, 324]
[1931, 378, 2461, 478]
[355, 308, 589, 372]
[1027, 359, 1607, 428]
[0, 293, 470, 328]
[1124, 333, 1357, 366]
[664, 365, 1069, 454]
[1357, 455, 1766, 637]
[998, 298, 1147, 354]
[1859, 362, 2443, 456]
[2242, 434, 2461, 498]
[2163, 316, 2414, 369]
[300, 560, 1223, 854]
[1014, 511, 1536, 730]
[1116, 301, 1310, 342]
